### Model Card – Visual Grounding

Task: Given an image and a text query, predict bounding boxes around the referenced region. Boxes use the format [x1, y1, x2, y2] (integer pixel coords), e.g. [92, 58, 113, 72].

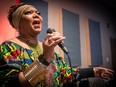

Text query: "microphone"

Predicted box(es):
[47, 28, 69, 54]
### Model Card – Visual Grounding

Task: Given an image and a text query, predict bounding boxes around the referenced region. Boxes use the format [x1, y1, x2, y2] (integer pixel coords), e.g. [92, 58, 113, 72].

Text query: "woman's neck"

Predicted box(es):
[19, 35, 38, 45]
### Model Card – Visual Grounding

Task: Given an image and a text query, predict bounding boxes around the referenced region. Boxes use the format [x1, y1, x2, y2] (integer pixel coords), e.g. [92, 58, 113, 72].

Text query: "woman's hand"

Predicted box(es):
[93, 67, 114, 80]
[42, 32, 65, 63]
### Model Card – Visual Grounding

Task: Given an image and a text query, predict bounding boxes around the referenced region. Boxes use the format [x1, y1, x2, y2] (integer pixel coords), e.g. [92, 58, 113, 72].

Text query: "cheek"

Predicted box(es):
[40, 18, 43, 27]
[20, 17, 31, 26]
[40, 16, 43, 22]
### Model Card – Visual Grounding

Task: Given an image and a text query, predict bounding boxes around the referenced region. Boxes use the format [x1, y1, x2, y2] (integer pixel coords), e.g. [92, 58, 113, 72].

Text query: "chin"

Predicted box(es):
[35, 28, 41, 33]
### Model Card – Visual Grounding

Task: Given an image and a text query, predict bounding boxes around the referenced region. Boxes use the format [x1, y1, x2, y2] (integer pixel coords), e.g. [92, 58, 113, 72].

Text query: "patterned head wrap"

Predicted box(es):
[12, 5, 34, 29]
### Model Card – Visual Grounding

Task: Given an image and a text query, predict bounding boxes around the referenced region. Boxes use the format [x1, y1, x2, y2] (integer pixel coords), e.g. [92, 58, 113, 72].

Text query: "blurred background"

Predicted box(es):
[0, 0, 116, 74]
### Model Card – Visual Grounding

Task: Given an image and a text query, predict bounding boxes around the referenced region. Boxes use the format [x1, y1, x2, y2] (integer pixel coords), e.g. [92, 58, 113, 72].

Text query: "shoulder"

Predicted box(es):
[0, 40, 21, 59]
[7, 37, 29, 49]
[0, 38, 23, 55]
[0, 39, 21, 51]
[1, 38, 18, 46]
[1, 37, 20, 47]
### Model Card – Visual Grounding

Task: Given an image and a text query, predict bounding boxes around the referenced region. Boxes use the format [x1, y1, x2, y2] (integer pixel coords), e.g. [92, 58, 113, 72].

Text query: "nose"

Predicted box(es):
[33, 13, 40, 18]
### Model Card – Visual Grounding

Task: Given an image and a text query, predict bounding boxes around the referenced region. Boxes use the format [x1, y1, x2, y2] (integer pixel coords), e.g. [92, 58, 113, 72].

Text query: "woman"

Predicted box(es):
[0, 3, 114, 87]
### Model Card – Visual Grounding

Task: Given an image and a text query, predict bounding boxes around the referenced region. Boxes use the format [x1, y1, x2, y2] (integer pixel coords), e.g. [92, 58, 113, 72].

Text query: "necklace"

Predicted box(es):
[19, 35, 38, 45]
[19, 36, 43, 61]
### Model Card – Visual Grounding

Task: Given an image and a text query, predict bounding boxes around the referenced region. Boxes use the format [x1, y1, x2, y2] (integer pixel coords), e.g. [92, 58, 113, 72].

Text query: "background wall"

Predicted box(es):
[0, 0, 116, 71]
[46, 0, 116, 69]
[0, 0, 18, 43]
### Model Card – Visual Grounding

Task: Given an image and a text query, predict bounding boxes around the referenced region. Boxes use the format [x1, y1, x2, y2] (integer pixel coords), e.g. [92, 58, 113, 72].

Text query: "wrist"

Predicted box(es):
[38, 54, 50, 66]
[93, 68, 96, 76]
[93, 67, 100, 77]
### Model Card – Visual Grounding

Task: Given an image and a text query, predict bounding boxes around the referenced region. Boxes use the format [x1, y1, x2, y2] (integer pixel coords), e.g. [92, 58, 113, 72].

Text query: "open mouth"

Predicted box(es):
[32, 20, 40, 27]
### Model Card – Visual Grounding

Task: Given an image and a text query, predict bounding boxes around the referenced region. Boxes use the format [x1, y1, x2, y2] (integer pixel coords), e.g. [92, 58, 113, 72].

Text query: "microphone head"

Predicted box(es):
[47, 28, 55, 34]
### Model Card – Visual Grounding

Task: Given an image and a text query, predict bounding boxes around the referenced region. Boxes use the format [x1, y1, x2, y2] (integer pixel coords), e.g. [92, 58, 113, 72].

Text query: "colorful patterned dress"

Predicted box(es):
[0, 41, 78, 87]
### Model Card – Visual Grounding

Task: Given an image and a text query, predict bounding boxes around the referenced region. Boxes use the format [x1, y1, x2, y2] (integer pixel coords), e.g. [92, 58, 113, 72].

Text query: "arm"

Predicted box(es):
[57, 54, 114, 83]
[77, 67, 114, 80]
[0, 42, 49, 87]
[0, 43, 20, 86]
[77, 68, 94, 80]
[93, 67, 114, 80]
[0, 65, 21, 87]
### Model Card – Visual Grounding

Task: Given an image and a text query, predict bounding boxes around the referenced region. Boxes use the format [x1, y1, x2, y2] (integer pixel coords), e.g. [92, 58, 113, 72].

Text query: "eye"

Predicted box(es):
[24, 11, 32, 15]
[37, 12, 41, 15]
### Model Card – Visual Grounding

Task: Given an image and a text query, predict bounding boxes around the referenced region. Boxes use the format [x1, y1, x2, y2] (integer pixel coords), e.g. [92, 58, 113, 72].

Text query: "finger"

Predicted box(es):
[107, 69, 114, 73]
[44, 34, 54, 45]
[47, 37, 56, 46]
[48, 36, 65, 47]
[46, 35, 65, 44]
[53, 36, 65, 44]
[53, 32, 60, 36]
[103, 73, 112, 78]
[48, 37, 53, 43]
[44, 33, 53, 41]
[52, 35, 65, 40]
[102, 73, 112, 80]
[99, 67, 114, 74]
[105, 69, 114, 76]
[49, 41, 56, 47]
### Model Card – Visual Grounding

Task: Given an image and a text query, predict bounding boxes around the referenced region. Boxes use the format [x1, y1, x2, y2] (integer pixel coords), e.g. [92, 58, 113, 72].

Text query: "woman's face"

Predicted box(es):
[19, 6, 43, 36]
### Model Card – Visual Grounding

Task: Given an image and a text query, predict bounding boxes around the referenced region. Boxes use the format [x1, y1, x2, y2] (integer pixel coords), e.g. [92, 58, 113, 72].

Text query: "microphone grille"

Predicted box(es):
[47, 28, 56, 33]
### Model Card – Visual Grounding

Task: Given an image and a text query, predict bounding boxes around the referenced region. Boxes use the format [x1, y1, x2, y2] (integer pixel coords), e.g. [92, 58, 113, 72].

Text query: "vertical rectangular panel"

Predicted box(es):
[20, 0, 48, 41]
[89, 19, 103, 66]
[62, 9, 81, 66]
[110, 38, 116, 72]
